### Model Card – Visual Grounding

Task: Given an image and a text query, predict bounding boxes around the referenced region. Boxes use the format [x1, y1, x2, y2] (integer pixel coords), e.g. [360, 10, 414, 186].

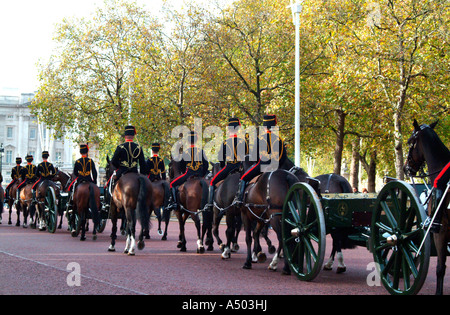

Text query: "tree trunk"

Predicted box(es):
[349, 137, 360, 191]
[360, 149, 377, 193]
[333, 110, 346, 175]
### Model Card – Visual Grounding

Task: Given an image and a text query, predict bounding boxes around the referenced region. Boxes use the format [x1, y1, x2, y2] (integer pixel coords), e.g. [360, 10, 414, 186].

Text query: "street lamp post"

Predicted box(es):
[289, 0, 303, 167]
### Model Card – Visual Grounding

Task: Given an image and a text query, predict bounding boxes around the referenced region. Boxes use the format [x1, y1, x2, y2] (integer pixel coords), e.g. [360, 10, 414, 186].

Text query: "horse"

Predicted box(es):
[34, 179, 60, 231]
[5, 180, 22, 226]
[18, 181, 37, 229]
[105, 156, 153, 255]
[0, 175, 4, 224]
[210, 162, 276, 260]
[149, 179, 171, 240]
[404, 119, 450, 295]
[71, 180, 101, 241]
[168, 158, 213, 253]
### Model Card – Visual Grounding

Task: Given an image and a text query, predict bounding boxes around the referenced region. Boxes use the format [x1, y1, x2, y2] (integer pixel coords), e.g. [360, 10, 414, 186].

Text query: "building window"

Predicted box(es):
[6, 150, 12, 164]
[29, 128, 36, 140]
[7, 115, 14, 120]
[29, 151, 35, 159]
[7, 127, 13, 138]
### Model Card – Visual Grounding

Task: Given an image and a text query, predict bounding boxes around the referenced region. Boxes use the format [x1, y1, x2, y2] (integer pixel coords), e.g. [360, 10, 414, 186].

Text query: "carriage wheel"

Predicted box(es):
[371, 180, 430, 295]
[282, 182, 326, 281]
[44, 186, 58, 233]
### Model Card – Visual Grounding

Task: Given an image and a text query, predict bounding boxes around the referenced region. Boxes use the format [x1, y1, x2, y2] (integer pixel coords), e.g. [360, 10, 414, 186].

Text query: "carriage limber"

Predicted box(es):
[281, 179, 445, 295]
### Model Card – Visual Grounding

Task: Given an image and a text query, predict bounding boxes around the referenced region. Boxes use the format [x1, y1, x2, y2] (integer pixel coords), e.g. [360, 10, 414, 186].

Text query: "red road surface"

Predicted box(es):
[0, 210, 448, 296]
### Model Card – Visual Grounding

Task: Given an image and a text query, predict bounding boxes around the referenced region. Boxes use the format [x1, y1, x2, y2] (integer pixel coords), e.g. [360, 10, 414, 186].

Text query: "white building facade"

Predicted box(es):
[0, 93, 74, 184]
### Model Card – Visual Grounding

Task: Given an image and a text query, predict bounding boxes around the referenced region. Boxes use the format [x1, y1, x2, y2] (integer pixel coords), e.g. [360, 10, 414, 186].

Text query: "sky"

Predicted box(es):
[0, 0, 194, 95]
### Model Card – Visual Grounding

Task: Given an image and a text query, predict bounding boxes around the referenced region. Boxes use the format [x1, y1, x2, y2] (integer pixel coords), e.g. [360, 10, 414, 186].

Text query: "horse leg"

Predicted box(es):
[202, 209, 214, 251]
[232, 214, 242, 252]
[268, 217, 282, 271]
[222, 214, 234, 259]
[213, 209, 224, 251]
[262, 224, 276, 255]
[242, 216, 253, 269]
[434, 232, 448, 295]
[10, 201, 15, 226]
[127, 214, 137, 256]
[155, 207, 163, 236]
[253, 222, 266, 263]
[162, 207, 170, 241]
[176, 211, 187, 252]
[194, 213, 205, 254]
[108, 209, 118, 252]
[80, 211, 86, 241]
[57, 209, 64, 229]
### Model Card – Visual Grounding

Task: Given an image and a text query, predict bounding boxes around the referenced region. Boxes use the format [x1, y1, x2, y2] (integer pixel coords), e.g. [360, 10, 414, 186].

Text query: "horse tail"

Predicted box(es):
[137, 176, 150, 231]
[199, 179, 209, 210]
[89, 184, 100, 228]
[286, 172, 299, 189]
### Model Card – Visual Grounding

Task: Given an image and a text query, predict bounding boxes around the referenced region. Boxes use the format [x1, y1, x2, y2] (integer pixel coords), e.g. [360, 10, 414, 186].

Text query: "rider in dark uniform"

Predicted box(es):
[206, 118, 248, 211]
[110, 125, 147, 181]
[17, 155, 38, 202]
[430, 161, 450, 233]
[32, 151, 56, 203]
[146, 143, 166, 182]
[67, 144, 98, 193]
[5, 157, 24, 202]
[168, 131, 209, 210]
[234, 114, 287, 206]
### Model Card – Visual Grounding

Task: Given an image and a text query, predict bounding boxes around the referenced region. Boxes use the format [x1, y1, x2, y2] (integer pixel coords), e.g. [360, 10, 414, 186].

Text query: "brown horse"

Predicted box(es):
[106, 157, 153, 255]
[0, 176, 4, 224]
[404, 119, 450, 295]
[168, 159, 212, 253]
[149, 179, 171, 240]
[5, 180, 22, 226]
[70, 181, 101, 241]
[18, 182, 36, 228]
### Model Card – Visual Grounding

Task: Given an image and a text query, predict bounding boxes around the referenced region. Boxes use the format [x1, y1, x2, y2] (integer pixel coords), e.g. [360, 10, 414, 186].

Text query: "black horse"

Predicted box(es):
[404, 119, 449, 295]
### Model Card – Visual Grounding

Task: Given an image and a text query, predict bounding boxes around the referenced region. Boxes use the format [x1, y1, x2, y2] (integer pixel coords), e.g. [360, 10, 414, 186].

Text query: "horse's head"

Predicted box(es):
[168, 156, 183, 181]
[404, 119, 439, 176]
[105, 155, 117, 180]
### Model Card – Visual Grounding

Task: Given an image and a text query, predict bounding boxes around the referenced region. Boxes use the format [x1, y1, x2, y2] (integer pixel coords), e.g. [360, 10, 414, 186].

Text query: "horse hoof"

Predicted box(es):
[108, 245, 116, 252]
[137, 241, 145, 250]
[268, 265, 277, 271]
[15, 222, 19, 226]
[268, 245, 276, 255]
[124, 249, 129, 254]
[80, 237, 86, 241]
[177, 241, 182, 248]
[337, 267, 346, 274]
[180, 247, 187, 252]
[242, 263, 252, 270]
[23, 224, 28, 229]
[207, 245, 214, 251]
[128, 251, 135, 256]
[231, 244, 239, 252]
[9, 220, 13, 225]
[157, 229, 163, 236]
[257, 252, 267, 263]
[282, 267, 291, 276]
[197, 247, 205, 254]
[93, 235, 97, 241]
[71, 230, 77, 238]
[161, 236, 167, 241]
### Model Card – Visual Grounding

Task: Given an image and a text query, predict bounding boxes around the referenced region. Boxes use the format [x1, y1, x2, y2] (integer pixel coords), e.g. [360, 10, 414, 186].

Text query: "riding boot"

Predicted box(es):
[206, 185, 215, 212]
[167, 187, 178, 210]
[430, 188, 444, 234]
[233, 180, 247, 206]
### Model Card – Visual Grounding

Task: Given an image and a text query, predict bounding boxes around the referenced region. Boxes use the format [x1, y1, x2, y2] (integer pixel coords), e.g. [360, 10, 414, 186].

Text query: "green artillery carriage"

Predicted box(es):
[282, 179, 437, 295]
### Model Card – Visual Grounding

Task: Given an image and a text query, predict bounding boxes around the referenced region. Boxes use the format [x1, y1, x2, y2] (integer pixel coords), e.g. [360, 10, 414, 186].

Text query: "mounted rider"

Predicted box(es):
[5, 157, 24, 203]
[147, 143, 166, 182]
[206, 117, 248, 211]
[110, 125, 147, 184]
[66, 144, 98, 205]
[32, 151, 56, 204]
[16, 154, 37, 202]
[168, 130, 209, 210]
[234, 114, 287, 206]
